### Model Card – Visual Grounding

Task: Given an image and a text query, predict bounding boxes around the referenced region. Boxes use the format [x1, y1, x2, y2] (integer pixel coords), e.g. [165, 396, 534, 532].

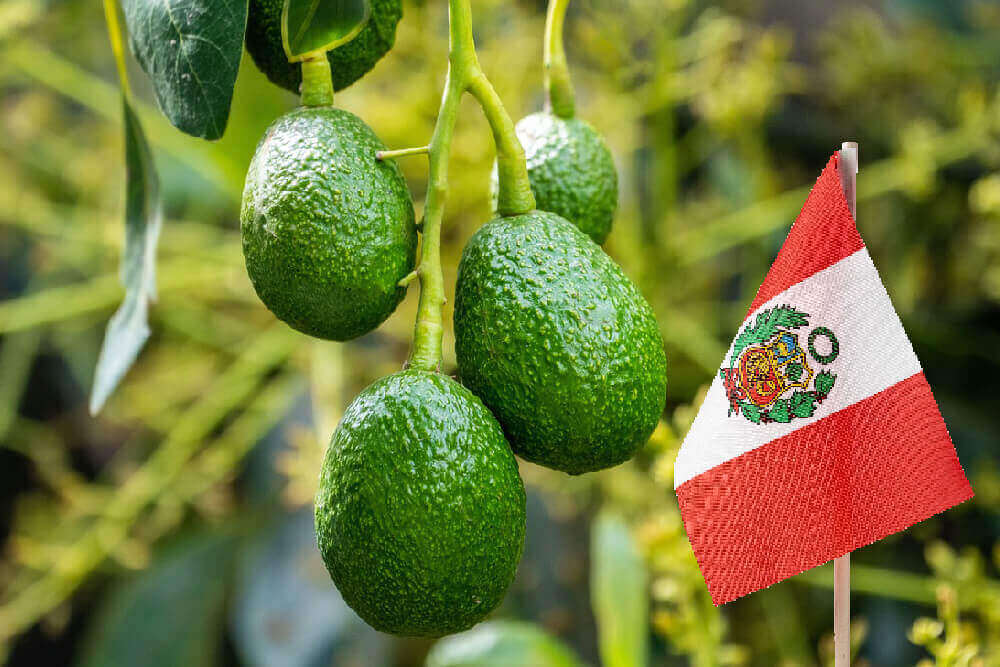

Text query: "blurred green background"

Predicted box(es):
[1, 0, 999, 665]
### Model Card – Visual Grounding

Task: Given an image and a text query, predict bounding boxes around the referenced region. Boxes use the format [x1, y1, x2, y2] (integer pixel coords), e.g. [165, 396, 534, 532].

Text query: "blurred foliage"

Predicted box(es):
[0, 0, 999, 665]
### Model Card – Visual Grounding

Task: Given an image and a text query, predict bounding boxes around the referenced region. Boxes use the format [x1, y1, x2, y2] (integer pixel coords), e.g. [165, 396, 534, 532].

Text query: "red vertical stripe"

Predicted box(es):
[745, 154, 866, 316]
[676, 372, 973, 606]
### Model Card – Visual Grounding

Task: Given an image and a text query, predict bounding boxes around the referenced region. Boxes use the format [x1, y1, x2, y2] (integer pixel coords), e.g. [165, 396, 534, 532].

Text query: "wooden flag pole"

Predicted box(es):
[834, 140, 858, 667]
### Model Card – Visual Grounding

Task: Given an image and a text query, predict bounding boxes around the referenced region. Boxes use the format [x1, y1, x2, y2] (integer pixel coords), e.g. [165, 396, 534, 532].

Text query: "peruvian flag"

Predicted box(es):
[674, 152, 974, 606]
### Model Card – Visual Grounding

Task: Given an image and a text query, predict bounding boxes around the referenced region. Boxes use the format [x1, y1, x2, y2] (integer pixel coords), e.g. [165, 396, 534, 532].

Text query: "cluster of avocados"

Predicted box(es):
[239, 1, 666, 639]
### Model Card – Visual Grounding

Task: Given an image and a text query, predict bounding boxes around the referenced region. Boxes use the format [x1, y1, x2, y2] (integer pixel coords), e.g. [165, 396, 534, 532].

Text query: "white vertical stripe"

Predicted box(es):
[674, 248, 922, 488]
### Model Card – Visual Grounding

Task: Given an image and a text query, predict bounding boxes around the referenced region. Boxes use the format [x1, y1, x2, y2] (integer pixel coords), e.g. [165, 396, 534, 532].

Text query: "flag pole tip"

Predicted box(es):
[840, 141, 859, 174]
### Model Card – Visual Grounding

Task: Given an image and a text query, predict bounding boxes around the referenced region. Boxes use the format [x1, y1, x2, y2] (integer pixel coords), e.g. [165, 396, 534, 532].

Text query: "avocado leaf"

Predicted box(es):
[121, 0, 247, 140]
[90, 100, 162, 415]
[591, 512, 649, 667]
[282, 0, 370, 62]
[77, 532, 239, 667]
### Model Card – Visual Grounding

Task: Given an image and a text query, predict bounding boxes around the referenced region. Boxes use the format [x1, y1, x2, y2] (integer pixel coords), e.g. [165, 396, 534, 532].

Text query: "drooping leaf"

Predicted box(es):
[591, 512, 649, 667]
[89, 100, 162, 415]
[426, 621, 582, 667]
[121, 0, 247, 140]
[282, 0, 370, 62]
[77, 532, 239, 667]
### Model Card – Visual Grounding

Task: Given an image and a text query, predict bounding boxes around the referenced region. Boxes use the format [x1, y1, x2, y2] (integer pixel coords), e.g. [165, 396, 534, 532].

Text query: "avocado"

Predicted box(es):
[426, 621, 582, 667]
[454, 211, 666, 474]
[245, 0, 402, 94]
[492, 112, 617, 244]
[241, 107, 416, 341]
[314, 370, 526, 637]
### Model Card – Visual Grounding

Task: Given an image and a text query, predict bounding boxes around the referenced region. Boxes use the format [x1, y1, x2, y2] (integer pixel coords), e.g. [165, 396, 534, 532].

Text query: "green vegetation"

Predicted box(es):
[454, 211, 666, 474]
[245, 0, 402, 94]
[314, 370, 526, 637]
[241, 106, 416, 341]
[2, 0, 999, 664]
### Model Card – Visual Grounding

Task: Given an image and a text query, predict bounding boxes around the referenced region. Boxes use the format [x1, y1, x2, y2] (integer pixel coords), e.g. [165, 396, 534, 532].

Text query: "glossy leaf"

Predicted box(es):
[89, 100, 162, 415]
[426, 621, 582, 667]
[282, 0, 370, 62]
[591, 512, 649, 667]
[121, 0, 247, 139]
[77, 532, 239, 667]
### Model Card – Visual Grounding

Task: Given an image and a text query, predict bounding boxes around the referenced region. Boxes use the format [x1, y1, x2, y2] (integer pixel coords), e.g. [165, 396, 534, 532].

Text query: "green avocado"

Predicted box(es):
[241, 106, 416, 341]
[314, 370, 526, 637]
[245, 0, 402, 94]
[492, 112, 618, 244]
[454, 211, 666, 474]
[426, 621, 582, 667]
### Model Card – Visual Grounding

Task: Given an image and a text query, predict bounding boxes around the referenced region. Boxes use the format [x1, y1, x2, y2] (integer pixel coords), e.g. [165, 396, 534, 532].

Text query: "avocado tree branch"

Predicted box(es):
[408, 0, 535, 371]
[544, 0, 575, 119]
[376, 145, 430, 160]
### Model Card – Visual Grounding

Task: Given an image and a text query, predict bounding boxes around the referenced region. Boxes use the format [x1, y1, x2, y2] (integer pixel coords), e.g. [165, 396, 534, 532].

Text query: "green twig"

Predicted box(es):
[407, 0, 534, 371]
[376, 145, 430, 160]
[544, 0, 575, 118]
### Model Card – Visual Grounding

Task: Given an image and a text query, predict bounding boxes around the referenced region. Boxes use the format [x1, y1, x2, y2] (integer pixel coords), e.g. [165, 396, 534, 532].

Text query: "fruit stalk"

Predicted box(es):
[300, 56, 335, 106]
[544, 0, 575, 119]
[408, 0, 535, 371]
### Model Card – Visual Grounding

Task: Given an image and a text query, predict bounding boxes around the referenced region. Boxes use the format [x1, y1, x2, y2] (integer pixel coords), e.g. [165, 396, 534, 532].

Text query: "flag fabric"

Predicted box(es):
[673, 152, 974, 606]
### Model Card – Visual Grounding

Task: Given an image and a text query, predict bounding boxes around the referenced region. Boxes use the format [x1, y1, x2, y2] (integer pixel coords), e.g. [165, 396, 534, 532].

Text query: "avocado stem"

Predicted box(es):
[544, 0, 576, 119]
[376, 145, 430, 160]
[409, 0, 536, 372]
[300, 56, 334, 107]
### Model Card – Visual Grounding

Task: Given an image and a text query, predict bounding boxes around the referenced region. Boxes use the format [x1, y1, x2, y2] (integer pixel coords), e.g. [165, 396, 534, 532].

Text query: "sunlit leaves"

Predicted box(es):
[282, 0, 370, 62]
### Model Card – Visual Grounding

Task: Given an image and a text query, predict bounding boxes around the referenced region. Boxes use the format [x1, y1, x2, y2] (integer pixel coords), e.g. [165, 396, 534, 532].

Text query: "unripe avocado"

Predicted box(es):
[315, 370, 526, 637]
[245, 0, 402, 94]
[454, 211, 666, 474]
[241, 107, 416, 340]
[492, 112, 617, 244]
[426, 621, 582, 667]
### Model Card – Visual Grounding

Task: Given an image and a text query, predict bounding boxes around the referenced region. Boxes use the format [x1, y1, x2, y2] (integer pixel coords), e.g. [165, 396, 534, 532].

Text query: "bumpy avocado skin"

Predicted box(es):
[454, 211, 666, 474]
[245, 0, 402, 94]
[493, 112, 618, 244]
[241, 107, 416, 341]
[315, 370, 527, 637]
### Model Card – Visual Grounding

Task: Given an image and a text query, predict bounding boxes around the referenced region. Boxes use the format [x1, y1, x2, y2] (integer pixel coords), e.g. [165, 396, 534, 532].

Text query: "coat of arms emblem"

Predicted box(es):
[721, 306, 839, 424]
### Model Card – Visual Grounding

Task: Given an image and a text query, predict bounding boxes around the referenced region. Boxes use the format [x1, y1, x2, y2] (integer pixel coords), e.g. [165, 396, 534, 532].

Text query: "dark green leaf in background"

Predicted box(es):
[591, 512, 649, 667]
[89, 100, 162, 415]
[121, 0, 248, 140]
[282, 0, 370, 62]
[77, 532, 239, 667]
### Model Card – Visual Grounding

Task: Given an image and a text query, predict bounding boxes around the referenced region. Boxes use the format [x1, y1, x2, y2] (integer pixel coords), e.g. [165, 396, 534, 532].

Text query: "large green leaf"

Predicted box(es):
[591, 512, 649, 667]
[425, 621, 582, 667]
[121, 0, 247, 140]
[282, 0, 370, 62]
[89, 100, 161, 415]
[77, 532, 239, 667]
